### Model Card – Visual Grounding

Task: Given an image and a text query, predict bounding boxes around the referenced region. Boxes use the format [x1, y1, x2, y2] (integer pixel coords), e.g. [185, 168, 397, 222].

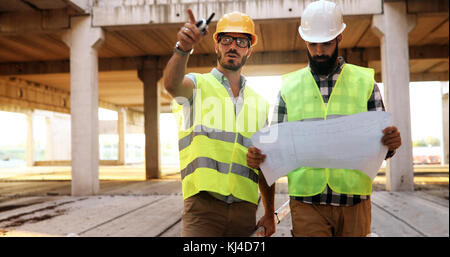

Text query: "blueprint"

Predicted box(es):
[251, 112, 391, 186]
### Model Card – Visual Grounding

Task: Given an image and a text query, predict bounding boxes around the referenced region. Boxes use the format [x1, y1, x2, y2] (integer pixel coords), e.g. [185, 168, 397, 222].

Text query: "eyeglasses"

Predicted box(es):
[218, 35, 251, 48]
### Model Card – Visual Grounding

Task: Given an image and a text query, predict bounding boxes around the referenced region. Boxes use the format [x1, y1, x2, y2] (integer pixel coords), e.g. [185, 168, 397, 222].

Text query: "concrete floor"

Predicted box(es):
[0, 165, 448, 237]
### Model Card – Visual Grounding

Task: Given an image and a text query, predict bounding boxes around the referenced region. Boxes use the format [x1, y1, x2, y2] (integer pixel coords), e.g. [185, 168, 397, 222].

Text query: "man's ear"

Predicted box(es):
[246, 46, 253, 58]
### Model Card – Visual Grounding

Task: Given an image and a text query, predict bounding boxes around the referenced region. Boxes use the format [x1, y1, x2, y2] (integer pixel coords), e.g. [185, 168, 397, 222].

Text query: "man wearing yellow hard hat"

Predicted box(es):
[247, 0, 402, 236]
[163, 9, 276, 237]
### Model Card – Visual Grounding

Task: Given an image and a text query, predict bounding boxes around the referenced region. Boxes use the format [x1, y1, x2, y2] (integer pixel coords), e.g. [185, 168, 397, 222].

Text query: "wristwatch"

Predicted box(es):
[174, 41, 194, 56]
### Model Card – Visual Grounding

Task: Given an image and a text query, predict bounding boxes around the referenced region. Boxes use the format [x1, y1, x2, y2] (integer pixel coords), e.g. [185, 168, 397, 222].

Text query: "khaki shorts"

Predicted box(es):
[182, 191, 257, 237]
[289, 198, 371, 237]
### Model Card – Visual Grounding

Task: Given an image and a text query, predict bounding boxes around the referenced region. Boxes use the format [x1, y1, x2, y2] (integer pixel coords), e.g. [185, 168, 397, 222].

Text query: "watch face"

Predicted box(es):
[175, 42, 193, 55]
[175, 41, 185, 51]
[174, 42, 189, 56]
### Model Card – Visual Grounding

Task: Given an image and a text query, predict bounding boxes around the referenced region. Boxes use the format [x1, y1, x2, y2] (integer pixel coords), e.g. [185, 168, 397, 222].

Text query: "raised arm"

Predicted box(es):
[163, 9, 207, 99]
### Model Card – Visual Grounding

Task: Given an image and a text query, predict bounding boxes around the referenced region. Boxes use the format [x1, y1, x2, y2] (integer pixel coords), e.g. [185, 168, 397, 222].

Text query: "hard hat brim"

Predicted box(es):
[299, 23, 346, 43]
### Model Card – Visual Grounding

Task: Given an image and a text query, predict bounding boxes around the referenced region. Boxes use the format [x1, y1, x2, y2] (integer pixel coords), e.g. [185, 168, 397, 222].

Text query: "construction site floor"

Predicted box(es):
[0, 165, 448, 237]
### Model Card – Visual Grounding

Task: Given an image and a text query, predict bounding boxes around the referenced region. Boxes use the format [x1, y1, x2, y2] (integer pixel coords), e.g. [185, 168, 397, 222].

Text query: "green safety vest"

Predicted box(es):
[281, 63, 375, 196]
[172, 73, 269, 204]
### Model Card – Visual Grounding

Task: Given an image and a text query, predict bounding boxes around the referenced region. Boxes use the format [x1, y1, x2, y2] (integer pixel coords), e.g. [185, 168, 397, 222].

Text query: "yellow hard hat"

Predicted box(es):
[213, 12, 258, 47]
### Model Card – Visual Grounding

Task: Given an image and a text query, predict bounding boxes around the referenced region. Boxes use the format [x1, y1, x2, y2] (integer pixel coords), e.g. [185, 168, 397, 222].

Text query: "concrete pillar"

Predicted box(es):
[372, 1, 415, 192]
[118, 108, 127, 165]
[45, 116, 53, 160]
[62, 16, 104, 196]
[26, 110, 34, 166]
[442, 89, 449, 165]
[138, 58, 161, 179]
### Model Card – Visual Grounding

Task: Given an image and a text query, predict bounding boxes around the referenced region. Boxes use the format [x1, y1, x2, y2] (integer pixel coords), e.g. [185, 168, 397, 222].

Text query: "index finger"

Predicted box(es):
[187, 8, 196, 24]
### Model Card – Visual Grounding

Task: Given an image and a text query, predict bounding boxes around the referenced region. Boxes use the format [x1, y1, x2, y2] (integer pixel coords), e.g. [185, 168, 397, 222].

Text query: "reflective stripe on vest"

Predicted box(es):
[281, 64, 375, 196]
[180, 156, 258, 183]
[173, 72, 269, 204]
[178, 125, 253, 151]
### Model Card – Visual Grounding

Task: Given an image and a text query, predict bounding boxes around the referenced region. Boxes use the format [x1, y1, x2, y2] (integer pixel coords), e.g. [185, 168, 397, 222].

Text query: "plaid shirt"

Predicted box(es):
[272, 57, 388, 206]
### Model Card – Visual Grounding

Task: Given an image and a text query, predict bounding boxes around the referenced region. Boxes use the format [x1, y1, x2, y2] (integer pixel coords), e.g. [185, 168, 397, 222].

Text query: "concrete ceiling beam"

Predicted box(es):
[0, 45, 447, 75]
[92, 0, 382, 27]
[0, 8, 71, 35]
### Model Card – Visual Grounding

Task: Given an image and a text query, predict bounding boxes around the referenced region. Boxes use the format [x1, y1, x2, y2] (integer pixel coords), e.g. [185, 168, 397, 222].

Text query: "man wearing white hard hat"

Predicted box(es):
[246, 0, 402, 237]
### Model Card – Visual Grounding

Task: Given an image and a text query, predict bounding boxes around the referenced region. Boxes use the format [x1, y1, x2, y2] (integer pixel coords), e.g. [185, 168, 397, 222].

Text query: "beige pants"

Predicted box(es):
[182, 191, 257, 237]
[289, 198, 372, 237]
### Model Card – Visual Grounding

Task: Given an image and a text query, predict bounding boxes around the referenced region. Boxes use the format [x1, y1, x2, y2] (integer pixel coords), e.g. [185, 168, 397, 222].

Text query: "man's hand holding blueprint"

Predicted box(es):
[249, 112, 395, 186]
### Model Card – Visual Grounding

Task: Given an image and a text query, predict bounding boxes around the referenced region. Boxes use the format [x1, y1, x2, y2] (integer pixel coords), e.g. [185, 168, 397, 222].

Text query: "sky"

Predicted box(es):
[408, 81, 448, 141]
[0, 79, 448, 150]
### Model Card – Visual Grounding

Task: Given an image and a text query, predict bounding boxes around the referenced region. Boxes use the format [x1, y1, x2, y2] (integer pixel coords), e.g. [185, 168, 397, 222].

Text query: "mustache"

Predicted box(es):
[225, 49, 239, 56]
[312, 55, 331, 61]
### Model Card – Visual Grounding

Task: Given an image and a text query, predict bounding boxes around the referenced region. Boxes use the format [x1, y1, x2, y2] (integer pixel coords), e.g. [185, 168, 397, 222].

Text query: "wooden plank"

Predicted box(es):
[371, 200, 424, 236]
[341, 16, 371, 48]
[409, 15, 448, 45]
[118, 30, 163, 54]
[292, 21, 306, 51]
[13, 73, 70, 92]
[356, 29, 379, 48]
[0, 195, 166, 236]
[0, 196, 78, 222]
[98, 180, 139, 193]
[407, 0, 449, 13]
[413, 191, 449, 208]
[103, 31, 144, 57]
[371, 191, 449, 237]
[430, 19, 449, 38]
[0, 182, 33, 195]
[0, 196, 64, 213]
[258, 21, 298, 52]
[0, 0, 35, 12]
[0, 36, 60, 61]
[422, 19, 449, 45]
[428, 60, 449, 73]
[81, 195, 183, 236]
[16, 34, 68, 59]
[99, 180, 182, 195]
[158, 217, 182, 237]
[0, 181, 71, 196]
[410, 58, 445, 73]
[142, 28, 178, 55]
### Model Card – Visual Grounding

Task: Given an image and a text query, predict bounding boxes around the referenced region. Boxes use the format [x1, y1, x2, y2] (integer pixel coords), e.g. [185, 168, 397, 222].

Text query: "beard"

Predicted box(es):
[217, 49, 248, 71]
[307, 43, 339, 76]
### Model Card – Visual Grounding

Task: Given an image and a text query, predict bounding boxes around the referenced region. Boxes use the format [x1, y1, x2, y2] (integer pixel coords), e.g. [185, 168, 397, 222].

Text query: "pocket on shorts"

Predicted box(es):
[182, 194, 201, 216]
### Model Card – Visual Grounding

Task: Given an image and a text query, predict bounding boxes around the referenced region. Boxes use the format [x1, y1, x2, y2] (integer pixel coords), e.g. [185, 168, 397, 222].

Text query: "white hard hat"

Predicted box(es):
[298, 0, 346, 43]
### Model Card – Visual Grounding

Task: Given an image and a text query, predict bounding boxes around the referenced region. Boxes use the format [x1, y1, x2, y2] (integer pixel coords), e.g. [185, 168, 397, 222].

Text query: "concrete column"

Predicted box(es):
[26, 110, 34, 166]
[118, 108, 127, 165]
[45, 116, 53, 160]
[442, 89, 449, 165]
[372, 1, 415, 192]
[138, 58, 161, 179]
[62, 16, 104, 196]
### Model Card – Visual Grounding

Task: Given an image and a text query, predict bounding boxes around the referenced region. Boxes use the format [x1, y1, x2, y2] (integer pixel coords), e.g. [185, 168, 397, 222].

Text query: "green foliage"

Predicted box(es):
[425, 136, 440, 146]
[413, 139, 427, 147]
[0, 148, 25, 160]
[413, 136, 441, 147]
